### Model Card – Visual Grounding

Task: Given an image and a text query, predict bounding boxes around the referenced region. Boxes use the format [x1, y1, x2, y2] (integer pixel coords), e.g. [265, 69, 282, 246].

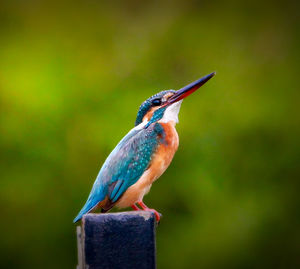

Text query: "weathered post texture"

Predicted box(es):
[76, 211, 157, 269]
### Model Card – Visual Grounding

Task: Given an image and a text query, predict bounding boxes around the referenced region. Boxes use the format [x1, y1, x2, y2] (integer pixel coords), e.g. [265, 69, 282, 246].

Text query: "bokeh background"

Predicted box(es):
[1, 0, 299, 268]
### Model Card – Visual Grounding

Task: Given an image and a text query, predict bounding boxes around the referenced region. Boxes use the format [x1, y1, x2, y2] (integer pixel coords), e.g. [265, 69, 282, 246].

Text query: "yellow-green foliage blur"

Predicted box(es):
[0, 0, 299, 268]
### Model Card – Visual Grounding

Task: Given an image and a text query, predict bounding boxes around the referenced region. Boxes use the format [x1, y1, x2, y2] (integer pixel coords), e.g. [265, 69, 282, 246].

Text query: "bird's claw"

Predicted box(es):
[144, 208, 161, 223]
[132, 202, 162, 223]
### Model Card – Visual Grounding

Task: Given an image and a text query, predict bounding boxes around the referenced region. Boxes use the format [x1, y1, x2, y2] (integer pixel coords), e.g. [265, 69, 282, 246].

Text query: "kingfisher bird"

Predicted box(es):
[73, 72, 215, 223]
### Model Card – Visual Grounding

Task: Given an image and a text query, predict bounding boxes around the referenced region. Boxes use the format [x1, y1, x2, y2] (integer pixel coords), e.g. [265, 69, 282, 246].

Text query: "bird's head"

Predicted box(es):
[135, 72, 216, 127]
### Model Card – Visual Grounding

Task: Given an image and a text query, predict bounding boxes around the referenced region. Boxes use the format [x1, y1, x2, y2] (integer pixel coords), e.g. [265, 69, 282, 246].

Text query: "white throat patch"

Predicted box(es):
[159, 100, 182, 124]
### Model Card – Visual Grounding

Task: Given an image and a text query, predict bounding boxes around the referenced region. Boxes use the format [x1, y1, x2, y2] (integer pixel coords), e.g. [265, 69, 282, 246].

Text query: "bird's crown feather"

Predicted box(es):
[135, 90, 175, 126]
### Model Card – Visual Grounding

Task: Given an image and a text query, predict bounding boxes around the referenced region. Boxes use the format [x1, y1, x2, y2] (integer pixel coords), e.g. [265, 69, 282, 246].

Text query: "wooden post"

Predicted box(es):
[76, 211, 157, 269]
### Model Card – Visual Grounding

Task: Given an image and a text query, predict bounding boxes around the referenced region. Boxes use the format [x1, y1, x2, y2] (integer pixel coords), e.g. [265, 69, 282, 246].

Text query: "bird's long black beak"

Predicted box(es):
[166, 72, 216, 105]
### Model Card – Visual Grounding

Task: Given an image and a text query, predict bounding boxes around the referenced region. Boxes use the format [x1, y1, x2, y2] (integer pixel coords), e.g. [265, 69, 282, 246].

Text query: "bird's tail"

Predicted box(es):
[73, 187, 107, 223]
[73, 199, 97, 223]
[73, 201, 95, 223]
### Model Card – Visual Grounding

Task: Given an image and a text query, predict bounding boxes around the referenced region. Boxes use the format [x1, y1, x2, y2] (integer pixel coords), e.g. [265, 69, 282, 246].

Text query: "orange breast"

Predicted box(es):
[148, 122, 179, 183]
[116, 122, 179, 208]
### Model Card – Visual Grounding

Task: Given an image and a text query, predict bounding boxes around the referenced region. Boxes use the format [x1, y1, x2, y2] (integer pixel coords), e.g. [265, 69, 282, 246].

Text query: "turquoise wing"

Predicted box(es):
[73, 122, 165, 222]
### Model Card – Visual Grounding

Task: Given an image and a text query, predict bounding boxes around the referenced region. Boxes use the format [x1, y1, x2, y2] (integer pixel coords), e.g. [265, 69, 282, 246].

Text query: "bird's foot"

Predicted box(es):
[137, 201, 161, 222]
[131, 204, 141, 211]
[145, 208, 161, 222]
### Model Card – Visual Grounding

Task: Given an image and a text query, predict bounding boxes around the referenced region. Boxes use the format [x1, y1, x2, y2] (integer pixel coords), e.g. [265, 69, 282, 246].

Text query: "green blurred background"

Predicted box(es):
[0, 0, 299, 268]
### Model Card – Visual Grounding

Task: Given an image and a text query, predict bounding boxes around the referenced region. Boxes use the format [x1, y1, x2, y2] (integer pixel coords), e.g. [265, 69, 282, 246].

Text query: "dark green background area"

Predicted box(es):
[0, 0, 299, 268]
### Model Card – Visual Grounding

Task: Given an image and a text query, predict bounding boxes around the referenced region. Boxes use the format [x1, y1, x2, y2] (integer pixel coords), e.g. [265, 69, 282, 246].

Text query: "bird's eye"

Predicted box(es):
[152, 99, 161, 106]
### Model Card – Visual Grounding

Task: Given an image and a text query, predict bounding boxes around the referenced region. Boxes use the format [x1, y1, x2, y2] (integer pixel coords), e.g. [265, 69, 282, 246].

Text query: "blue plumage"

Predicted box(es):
[146, 107, 167, 127]
[73, 122, 165, 223]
